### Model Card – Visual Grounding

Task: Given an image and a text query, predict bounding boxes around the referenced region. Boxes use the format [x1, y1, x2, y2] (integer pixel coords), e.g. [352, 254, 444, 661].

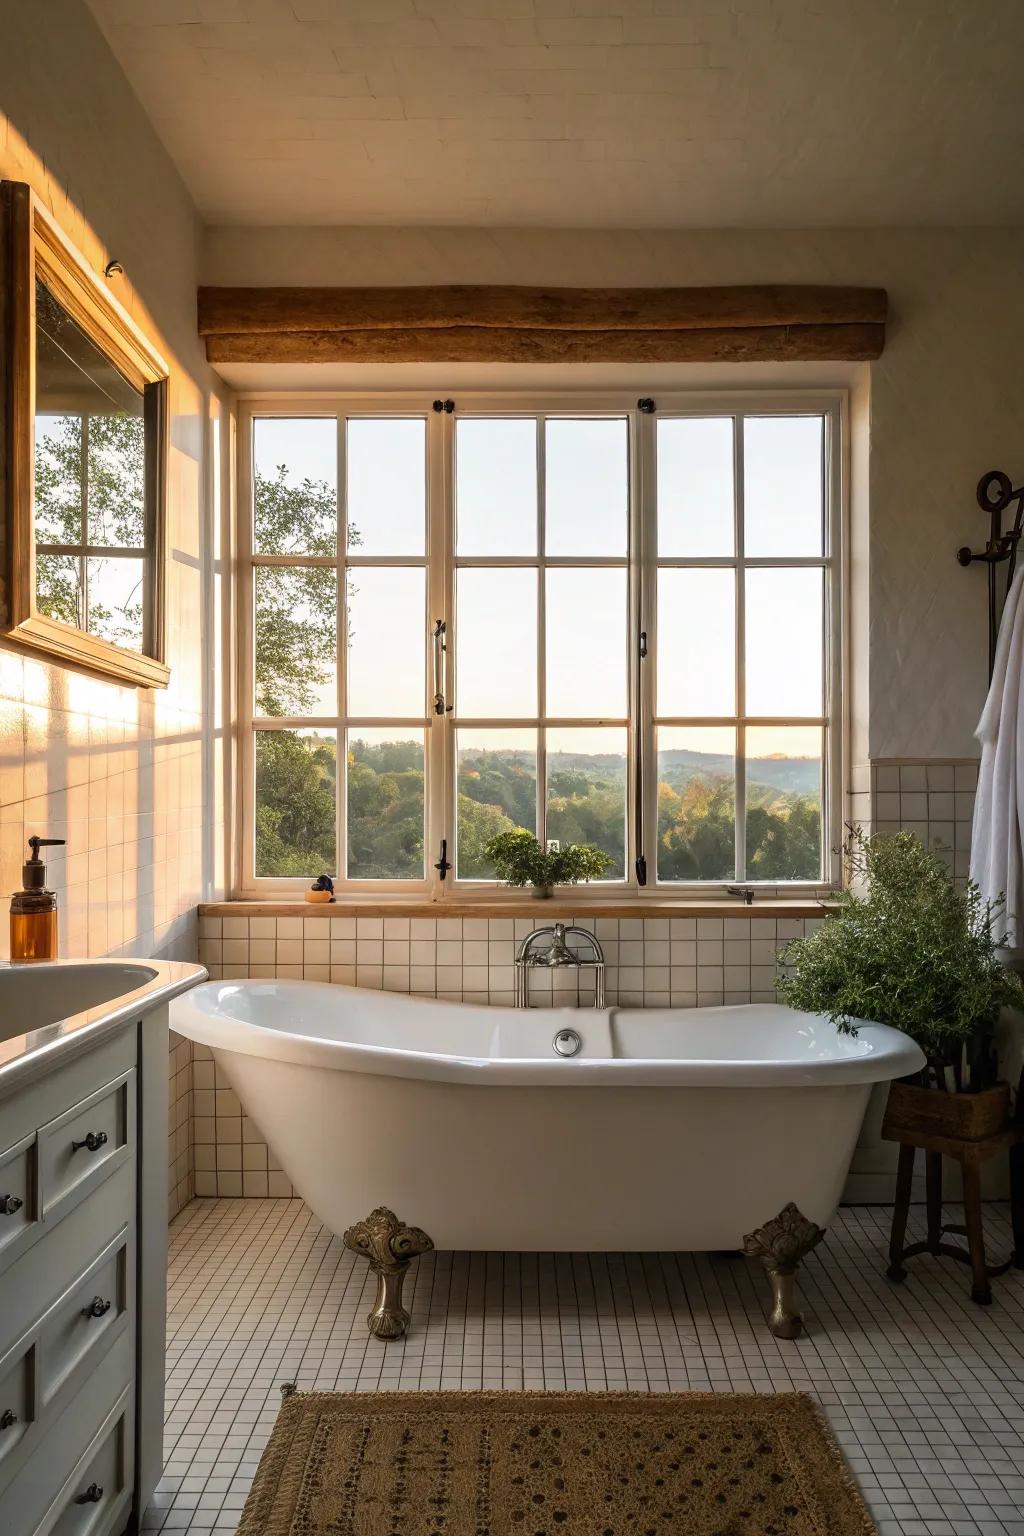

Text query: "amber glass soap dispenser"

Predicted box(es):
[10, 837, 66, 961]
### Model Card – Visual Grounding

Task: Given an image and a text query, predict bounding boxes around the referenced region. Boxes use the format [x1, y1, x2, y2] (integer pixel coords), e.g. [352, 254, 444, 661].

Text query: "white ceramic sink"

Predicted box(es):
[0, 961, 159, 1037]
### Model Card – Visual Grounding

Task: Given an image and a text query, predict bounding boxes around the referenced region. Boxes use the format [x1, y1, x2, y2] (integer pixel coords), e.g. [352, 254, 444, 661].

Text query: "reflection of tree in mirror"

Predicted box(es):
[34, 413, 145, 644]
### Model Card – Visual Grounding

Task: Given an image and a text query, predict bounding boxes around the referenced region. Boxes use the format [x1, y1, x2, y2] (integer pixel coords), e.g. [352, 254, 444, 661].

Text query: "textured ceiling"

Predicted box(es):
[84, 0, 1024, 228]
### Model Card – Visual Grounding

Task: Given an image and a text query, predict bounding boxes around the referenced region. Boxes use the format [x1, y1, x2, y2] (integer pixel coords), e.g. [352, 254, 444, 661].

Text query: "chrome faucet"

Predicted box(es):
[514, 922, 606, 1008]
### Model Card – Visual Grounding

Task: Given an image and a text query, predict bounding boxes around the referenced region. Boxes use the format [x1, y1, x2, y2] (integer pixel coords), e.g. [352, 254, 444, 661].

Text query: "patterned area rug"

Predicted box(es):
[237, 1390, 876, 1536]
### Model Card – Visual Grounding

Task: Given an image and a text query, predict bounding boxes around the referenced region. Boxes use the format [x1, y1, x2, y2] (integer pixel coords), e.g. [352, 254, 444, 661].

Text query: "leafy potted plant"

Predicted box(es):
[483, 830, 611, 898]
[776, 828, 1024, 1139]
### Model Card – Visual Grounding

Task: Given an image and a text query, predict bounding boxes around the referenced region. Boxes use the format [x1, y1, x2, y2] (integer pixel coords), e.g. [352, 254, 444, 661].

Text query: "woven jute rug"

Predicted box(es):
[236, 1390, 876, 1536]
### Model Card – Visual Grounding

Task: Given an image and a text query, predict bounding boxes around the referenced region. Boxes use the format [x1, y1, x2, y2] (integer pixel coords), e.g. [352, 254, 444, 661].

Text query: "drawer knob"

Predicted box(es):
[0, 1195, 22, 1215]
[75, 1483, 104, 1505]
[72, 1131, 108, 1153]
[82, 1296, 111, 1319]
[0, 1409, 17, 1430]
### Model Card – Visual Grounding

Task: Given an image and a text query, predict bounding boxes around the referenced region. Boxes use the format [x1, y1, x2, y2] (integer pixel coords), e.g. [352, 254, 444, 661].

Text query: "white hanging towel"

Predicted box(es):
[971, 568, 1024, 947]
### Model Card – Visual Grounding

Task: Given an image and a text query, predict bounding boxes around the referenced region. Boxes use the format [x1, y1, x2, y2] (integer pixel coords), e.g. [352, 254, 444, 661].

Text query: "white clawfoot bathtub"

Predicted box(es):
[172, 980, 923, 1253]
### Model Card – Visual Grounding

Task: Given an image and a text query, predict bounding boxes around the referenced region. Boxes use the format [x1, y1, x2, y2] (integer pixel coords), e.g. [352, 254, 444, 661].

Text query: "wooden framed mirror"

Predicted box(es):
[0, 181, 170, 688]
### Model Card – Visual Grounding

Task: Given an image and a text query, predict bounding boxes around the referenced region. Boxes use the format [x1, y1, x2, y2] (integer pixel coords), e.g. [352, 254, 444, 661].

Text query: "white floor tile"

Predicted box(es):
[160, 1198, 1024, 1534]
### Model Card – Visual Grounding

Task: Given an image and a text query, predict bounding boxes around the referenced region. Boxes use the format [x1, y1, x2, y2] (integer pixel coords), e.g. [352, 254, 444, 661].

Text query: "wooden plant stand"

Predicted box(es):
[883, 1092, 1024, 1304]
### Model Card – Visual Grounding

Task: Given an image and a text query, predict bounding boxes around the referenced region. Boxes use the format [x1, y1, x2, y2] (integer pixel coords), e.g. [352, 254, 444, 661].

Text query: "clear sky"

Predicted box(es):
[252, 412, 826, 766]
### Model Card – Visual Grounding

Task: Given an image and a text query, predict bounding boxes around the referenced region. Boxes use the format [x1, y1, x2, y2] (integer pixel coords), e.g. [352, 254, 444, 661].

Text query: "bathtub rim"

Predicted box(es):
[171, 977, 926, 1089]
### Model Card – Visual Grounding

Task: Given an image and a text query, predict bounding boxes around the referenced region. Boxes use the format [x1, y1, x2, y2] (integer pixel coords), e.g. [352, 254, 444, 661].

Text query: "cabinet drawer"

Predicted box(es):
[0, 1132, 36, 1271]
[0, 1330, 33, 1470]
[38, 1072, 135, 1226]
[0, 1163, 134, 1394]
[1, 1342, 132, 1536]
[38, 1388, 133, 1536]
[39, 1229, 130, 1413]
[0, 1223, 133, 1497]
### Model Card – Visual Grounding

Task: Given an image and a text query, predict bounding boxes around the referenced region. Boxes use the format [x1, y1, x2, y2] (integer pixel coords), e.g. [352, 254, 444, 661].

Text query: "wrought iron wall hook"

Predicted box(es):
[957, 469, 1024, 681]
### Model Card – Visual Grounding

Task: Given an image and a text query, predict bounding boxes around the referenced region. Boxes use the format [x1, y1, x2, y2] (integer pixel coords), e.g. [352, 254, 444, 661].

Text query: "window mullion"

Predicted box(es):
[635, 406, 655, 889]
[427, 405, 452, 896]
[336, 415, 347, 885]
[536, 417, 547, 851]
[79, 415, 89, 630]
[734, 415, 746, 883]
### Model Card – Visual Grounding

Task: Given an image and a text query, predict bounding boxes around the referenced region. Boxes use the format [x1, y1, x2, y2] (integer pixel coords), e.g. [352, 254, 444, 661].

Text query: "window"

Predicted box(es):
[239, 394, 841, 898]
[0, 182, 169, 688]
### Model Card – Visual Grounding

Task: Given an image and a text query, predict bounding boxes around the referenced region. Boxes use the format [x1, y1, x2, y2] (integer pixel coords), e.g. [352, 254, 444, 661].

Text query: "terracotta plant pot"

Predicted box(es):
[882, 1080, 1011, 1142]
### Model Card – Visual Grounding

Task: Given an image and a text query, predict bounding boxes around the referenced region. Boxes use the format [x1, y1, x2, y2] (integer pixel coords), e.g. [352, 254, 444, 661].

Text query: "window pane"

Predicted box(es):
[657, 417, 734, 557]
[545, 418, 627, 556]
[255, 565, 337, 717]
[347, 729, 424, 880]
[87, 412, 145, 548]
[253, 417, 337, 555]
[36, 552, 82, 629]
[255, 728, 336, 878]
[744, 416, 824, 556]
[746, 726, 822, 881]
[86, 556, 144, 652]
[456, 418, 537, 555]
[346, 418, 425, 555]
[347, 567, 424, 717]
[745, 568, 823, 716]
[456, 568, 537, 717]
[457, 728, 537, 879]
[34, 414, 84, 544]
[545, 568, 627, 718]
[657, 569, 735, 716]
[546, 727, 626, 880]
[657, 727, 736, 882]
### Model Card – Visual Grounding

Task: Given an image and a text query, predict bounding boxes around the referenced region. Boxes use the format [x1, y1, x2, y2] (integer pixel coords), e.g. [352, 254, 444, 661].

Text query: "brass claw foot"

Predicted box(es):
[743, 1202, 826, 1340]
[343, 1206, 434, 1340]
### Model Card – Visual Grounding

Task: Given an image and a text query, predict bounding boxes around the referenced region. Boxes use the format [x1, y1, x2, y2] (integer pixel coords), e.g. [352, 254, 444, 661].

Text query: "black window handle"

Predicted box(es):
[0, 1195, 22, 1215]
[72, 1131, 108, 1153]
[0, 1409, 17, 1430]
[75, 1483, 103, 1505]
[82, 1296, 111, 1319]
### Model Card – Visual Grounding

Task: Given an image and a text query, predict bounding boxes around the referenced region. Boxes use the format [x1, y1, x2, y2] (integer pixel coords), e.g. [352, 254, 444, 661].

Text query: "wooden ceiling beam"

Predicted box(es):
[197, 284, 887, 364]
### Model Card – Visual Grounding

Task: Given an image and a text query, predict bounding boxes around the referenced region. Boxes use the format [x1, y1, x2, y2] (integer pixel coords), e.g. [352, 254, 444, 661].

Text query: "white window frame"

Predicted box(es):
[235, 389, 845, 902]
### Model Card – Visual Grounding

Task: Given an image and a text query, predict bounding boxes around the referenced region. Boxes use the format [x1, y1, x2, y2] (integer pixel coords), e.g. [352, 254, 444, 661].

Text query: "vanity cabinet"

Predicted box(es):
[0, 1018, 167, 1536]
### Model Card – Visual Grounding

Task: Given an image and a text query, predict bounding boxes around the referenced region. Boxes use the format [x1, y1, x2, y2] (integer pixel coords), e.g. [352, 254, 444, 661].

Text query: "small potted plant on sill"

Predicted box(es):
[483, 830, 612, 899]
[776, 828, 1024, 1140]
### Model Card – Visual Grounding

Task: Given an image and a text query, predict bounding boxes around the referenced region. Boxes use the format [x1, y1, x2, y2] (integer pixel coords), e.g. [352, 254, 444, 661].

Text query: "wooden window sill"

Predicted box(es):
[199, 898, 836, 920]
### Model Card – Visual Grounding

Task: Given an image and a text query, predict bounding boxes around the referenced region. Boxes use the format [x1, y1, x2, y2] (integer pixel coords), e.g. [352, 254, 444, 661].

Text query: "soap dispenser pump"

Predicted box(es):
[10, 837, 65, 961]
